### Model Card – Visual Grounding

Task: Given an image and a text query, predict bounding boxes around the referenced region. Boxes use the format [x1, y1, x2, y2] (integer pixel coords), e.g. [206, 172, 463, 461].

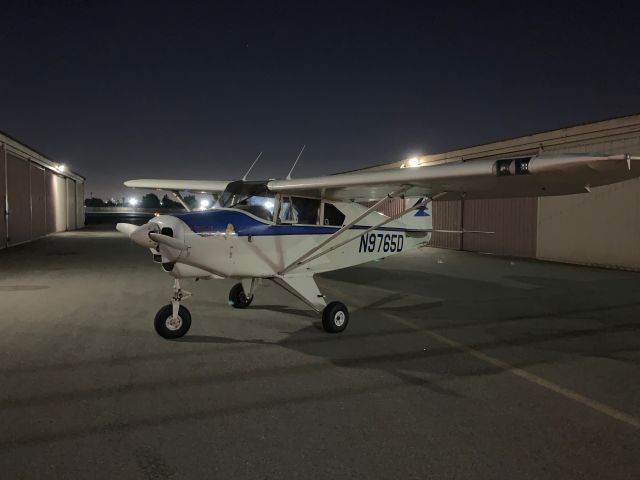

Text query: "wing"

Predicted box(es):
[124, 179, 231, 193]
[267, 153, 640, 201]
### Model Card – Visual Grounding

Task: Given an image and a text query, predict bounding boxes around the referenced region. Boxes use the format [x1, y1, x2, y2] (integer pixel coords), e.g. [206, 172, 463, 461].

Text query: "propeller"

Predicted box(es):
[149, 232, 188, 251]
[116, 222, 159, 248]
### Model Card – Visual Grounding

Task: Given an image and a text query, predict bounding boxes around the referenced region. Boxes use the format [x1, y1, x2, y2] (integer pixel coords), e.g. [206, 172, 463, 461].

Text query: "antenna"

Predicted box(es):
[242, 152, 263, 181]
[286, 145, 306, 180]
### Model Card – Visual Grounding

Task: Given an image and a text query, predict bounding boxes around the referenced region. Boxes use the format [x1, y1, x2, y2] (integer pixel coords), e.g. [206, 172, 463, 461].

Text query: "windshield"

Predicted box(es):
[218, 181, 275, 221]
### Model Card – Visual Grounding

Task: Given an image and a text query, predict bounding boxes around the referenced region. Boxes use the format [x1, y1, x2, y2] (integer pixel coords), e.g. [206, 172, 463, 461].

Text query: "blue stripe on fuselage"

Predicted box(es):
[174, 209, 408, 236]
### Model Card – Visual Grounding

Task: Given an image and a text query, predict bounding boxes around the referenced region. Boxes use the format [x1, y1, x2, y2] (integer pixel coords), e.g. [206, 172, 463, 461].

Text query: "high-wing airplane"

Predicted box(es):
[117, 153, 640, 339]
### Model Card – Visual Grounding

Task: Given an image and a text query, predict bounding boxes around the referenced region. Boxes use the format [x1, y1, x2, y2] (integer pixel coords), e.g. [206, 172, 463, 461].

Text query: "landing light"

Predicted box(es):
[200, 199, 210, 209]
[407, 157, 420, 168]
[128, 197, 139, 206]
[264, 200, 274, 210]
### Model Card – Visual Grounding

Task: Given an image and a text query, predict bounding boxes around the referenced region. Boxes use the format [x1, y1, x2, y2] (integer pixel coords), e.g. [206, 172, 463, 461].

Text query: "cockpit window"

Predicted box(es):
[278, 196, 320, 225]
[219, 181, 275, 221]
[323, 202, 345, 226]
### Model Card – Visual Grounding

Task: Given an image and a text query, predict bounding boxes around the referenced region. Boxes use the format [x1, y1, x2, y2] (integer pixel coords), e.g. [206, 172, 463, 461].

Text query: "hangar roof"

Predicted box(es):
[0, 129, 85, 183]
[357, 113, 640, 172]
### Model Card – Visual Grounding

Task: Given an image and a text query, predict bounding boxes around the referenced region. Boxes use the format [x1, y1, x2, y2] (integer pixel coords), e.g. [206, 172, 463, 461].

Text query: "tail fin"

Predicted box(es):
[398, 198, 433, 231]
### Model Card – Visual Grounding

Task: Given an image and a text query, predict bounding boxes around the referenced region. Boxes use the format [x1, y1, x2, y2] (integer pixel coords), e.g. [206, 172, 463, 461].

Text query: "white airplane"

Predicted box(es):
[117, 153, 639, 339]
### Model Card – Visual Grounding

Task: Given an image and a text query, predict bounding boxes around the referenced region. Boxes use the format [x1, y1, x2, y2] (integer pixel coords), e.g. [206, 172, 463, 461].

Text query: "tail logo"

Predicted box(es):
[414, 206, 430, 217]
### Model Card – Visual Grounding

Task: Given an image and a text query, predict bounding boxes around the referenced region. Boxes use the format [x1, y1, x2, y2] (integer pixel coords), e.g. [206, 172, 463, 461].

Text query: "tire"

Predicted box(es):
[322, 301, 349, 333]
[229, 283, 253, 309]
[154, 304, 192, 339]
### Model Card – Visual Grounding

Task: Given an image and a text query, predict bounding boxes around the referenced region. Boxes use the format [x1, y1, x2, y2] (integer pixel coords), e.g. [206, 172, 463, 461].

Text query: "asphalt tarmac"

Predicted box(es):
[1, 226, 638, 479]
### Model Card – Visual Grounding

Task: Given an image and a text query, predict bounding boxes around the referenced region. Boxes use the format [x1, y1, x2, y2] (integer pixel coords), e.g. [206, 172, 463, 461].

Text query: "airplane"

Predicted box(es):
[117, 152, 640, 339]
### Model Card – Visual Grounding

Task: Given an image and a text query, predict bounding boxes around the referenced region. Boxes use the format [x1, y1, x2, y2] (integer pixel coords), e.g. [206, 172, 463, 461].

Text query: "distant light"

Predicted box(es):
[407, 157, 420, 168]
[264, 200, 274, 210]
[154, 212, 160, 217]
[199, 199, 210, 208]
[128, 197, 139, 206]
[57, 164, 67, 172]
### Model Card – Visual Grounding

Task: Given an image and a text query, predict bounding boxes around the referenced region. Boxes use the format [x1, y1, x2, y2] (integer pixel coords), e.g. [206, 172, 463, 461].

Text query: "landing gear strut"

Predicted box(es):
[154, 279, 192, 339]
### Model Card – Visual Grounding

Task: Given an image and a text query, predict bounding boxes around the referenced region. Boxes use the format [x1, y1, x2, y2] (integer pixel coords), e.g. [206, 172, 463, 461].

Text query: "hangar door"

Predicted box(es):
[431, 198, 537, 258]
[6, 153, 31, 246]
[75, 181, 84, 227]
[30, 163, 46, 239]
[0, 146, 5, 249]
[431, 200, 462, 250]
[66, 178, 76, 230]
[462, 198, 537, 258]
[46, 170, 67, 233]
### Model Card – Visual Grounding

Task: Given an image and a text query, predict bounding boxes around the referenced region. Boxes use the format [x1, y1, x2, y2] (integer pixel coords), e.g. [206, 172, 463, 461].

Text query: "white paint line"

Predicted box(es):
[382, 312, 640, 429]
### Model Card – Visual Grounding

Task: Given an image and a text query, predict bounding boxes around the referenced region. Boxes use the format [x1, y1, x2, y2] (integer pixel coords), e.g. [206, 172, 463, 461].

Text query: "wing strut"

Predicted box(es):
[283, 197, 428, 274]
[279, 186, 410, 275]
[171, 191, 192, 212]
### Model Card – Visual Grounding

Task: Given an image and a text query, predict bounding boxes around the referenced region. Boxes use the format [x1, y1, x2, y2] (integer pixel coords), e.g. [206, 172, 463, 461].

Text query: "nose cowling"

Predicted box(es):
[116, 215, 191, 252]
[146, 215, 192, 263]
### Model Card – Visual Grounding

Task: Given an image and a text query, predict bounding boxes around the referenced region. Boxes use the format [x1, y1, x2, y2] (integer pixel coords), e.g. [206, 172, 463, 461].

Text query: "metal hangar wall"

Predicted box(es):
[368, 114, 640, 270]
[1, 130, 85, 249]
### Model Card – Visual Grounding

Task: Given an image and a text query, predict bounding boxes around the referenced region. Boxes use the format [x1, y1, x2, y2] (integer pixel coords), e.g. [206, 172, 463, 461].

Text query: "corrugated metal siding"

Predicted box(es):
[537, 179, 640, 270]
[380, 198, 407, 217]
[46, 170, 67, 233]
[364, 198, 408, 217]
[537, 132, 640, 270]
[30, 163, 46, 239]
[431, 200, 462, 249]
[356, 114, 640, 270]
[6, 153, 31, 246]
[1, 133, 85, 247]
[76, 181, 84, 227]
[0, 145, 6, 249]
[66, 178, 76, 230]
[463, 197, 537, 257]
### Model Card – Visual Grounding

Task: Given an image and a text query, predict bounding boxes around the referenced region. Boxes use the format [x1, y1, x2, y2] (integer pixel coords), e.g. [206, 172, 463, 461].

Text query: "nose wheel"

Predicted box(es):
[154, 279, 192, 339]
[154, 304, 192, 339]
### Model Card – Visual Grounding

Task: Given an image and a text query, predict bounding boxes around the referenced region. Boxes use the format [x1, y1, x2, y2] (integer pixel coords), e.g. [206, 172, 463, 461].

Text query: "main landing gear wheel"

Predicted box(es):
[322, 301, 349, 333]
[154, 304, 192, 339]
[229, 283, 253, 309]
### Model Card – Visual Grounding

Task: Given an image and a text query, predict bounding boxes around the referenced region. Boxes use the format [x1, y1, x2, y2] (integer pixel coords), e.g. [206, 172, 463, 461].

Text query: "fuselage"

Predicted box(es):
[148, 201, 431, 279]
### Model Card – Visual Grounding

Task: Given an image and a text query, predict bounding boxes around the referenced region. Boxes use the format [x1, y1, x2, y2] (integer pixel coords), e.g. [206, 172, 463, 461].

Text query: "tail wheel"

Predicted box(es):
[229, 283, 253, 309]
[154, 304, 192, 339]
[322, 301, 349, 333]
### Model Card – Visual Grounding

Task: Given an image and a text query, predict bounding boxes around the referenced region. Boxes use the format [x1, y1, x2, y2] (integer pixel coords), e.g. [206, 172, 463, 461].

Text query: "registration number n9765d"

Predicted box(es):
[358, 232, 404, 253]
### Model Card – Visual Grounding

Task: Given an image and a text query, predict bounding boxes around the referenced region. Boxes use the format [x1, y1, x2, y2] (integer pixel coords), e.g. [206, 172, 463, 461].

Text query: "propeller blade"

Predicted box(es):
[116, 223, 138, 236]
[149, 232, 189, 251]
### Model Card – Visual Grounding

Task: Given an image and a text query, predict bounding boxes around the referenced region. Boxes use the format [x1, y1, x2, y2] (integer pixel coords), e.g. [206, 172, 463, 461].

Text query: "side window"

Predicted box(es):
[292, 197, 320, 225]
[278, 197, 295, 223]
[323, 203, 345, 226]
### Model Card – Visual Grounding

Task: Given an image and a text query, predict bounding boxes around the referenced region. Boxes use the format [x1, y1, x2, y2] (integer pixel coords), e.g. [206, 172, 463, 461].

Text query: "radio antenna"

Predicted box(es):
[242, 152, 263, 181]
[286, 145, 306, 180]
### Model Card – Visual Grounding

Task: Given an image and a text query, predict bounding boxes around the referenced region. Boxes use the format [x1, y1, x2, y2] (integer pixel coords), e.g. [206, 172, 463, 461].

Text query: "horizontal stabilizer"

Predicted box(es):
[429, 229, 494, 234]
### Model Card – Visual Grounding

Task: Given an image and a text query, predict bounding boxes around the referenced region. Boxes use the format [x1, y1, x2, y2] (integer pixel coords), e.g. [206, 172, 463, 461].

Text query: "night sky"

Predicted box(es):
[1, 0, 639, 199]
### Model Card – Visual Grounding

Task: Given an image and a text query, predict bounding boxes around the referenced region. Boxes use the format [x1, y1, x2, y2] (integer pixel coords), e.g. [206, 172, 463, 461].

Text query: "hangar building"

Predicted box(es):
[1, 131, 85, 249]
[366, 114, 640, 271]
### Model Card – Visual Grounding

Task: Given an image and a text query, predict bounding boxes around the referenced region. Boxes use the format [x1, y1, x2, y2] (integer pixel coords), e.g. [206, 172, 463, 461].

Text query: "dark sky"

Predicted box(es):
[1, 0, 639, 199]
